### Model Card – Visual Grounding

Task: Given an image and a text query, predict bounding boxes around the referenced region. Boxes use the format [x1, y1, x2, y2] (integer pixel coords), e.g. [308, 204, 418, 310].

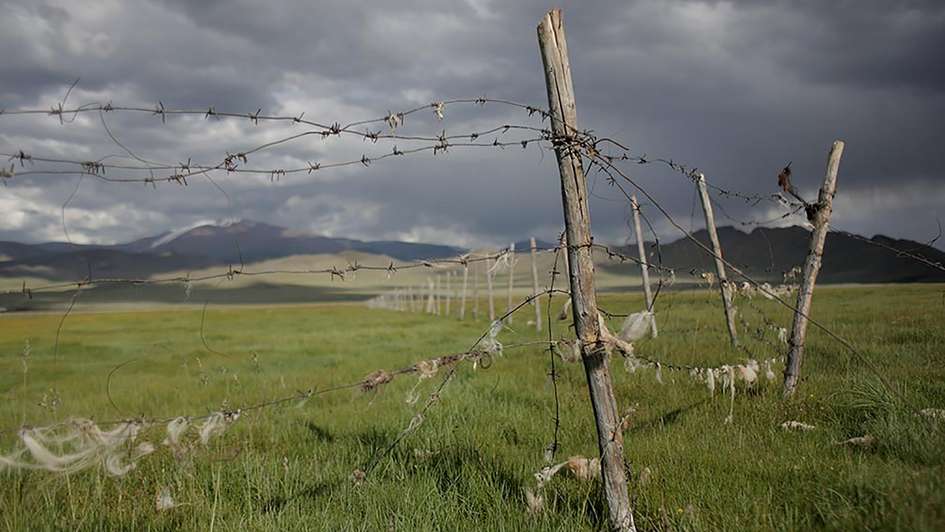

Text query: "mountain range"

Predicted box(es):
[607, 226, 945, 284]
[1, 221, 943, 284]
[0, 221, 461, 281]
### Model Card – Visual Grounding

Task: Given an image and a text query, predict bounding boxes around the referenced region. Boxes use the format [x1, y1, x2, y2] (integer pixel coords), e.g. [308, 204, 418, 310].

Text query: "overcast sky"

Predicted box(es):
[1, 0, 943, 249]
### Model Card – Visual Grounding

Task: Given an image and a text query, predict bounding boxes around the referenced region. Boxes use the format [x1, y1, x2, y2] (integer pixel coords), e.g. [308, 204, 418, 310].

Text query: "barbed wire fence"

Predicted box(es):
[1, 8, 943, 530]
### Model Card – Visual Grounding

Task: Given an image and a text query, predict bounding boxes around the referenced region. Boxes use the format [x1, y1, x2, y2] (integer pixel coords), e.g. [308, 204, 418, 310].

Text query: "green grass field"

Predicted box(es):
[1, 284, 943, 530]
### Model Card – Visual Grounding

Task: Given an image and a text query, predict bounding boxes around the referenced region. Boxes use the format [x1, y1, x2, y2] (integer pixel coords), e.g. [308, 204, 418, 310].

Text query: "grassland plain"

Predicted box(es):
[0, 284, 943, 530]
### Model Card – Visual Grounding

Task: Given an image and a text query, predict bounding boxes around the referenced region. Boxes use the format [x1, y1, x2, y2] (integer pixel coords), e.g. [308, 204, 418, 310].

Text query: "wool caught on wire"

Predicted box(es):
[618, 311, 655, 342]
[0, 419, 153, 476]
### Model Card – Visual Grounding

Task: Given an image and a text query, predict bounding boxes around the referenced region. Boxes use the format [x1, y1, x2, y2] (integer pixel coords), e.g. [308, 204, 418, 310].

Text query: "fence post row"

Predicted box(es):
[538, 9, 635, 531]
[695, 173, 738, 347]
[783, 140, 844, 398]
[630, 194, 657, 337]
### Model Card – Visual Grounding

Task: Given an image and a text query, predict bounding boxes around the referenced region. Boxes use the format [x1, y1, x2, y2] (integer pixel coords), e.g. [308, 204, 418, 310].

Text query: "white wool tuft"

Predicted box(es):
[618, 311, 654, 342]
[480, 320, 504, 356]
[781, 421, 816, 431]
[525, 489, 544, 514]
[1, 419, 152, 476]
[764, 360, 777, 381]
[156, 486, 176, 511]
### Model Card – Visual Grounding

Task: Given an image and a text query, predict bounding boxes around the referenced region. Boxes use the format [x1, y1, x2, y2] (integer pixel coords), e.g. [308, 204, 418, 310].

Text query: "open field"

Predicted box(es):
[1, 284, 944, 530]
[0, 248, 651, 312]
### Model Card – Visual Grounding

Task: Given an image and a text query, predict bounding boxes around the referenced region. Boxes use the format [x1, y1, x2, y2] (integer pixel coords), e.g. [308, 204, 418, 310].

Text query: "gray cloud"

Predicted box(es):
[1, 0, 942, 250]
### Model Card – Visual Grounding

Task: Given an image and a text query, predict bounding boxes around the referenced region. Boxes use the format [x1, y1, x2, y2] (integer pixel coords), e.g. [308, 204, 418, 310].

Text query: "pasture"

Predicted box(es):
[1, 284, 943, 530]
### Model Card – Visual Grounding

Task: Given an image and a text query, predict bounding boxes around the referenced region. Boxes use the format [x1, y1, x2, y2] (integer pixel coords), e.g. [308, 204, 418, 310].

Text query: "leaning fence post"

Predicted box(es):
[460, 263, 468, 320]
[530, 237, 542, 332]
[630, 194, 657, 337]
[486, 257, 496, 321]
[783, 140, 844, 398]
[506, 242, 516, 323]
[538, 9, 634, 531]
[695, 173, 738, 347]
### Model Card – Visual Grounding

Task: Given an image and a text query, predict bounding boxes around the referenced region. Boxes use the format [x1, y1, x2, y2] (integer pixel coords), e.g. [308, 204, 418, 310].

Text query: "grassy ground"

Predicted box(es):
[0, 284, 943, 530]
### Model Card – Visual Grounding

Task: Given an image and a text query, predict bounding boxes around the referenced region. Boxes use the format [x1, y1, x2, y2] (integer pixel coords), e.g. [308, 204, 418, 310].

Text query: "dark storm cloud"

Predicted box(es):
[1, 0, 942, 249]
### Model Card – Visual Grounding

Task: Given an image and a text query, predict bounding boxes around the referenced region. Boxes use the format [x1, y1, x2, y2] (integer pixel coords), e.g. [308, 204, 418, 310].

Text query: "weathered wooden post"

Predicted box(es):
[538, 9, 634, 531]
[472, 261, 480, 320]
[460, 263, 469, 320]
[426, 278, 435, 314]
[435, 275, 442, 316]
[557, 232, 572, 321]
[486, 257, 496, 321]
[506, 242, 516, 323]
[630, 195, 657, 337]
[530, 237, 542, 332]
[695, 173, 738, 347]
[783, 141, 844, 398]
[445, 271, 452, 317]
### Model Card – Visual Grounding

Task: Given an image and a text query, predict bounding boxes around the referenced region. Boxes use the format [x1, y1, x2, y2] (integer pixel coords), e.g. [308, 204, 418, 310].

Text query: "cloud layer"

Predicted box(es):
[1, 0, 943, 249]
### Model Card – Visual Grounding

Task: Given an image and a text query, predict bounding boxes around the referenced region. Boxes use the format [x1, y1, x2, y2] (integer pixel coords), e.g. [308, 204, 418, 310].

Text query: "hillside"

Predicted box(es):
[0, 221, 461, 281]
[601, 226, 945, 284]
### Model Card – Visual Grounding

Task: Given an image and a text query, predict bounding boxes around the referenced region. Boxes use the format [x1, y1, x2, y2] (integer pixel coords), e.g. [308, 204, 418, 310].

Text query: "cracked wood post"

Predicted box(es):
[530, 237, 542, 332]
[486, 257, 496, 321]
[506, 242, 516, 323]
[460, 263, 468, 320]
[630, 194, 657, 337]
[557, 232, 572, 321]
[538, 9, 634, 531]
[695, 173, 738, 347]
[783, 140, 845, 399]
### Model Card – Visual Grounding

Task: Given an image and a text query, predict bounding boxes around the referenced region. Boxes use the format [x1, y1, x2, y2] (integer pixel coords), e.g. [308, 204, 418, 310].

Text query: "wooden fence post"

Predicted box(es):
[557, 232, 572, 321]
[445, 271, 452, 317]
[538, 10, 634, 531]
[486, 257, 496, 321]
[506, 242, 516, 323]
[426, 278, 434, 314]
[695, 173, 738, 347]
[783, 140, 844, 398]
[472, 262, 480, 320]
[530, 237, 542, 332]
[460, 263, 468, 320]
[630, 194, 657, 337]
[435, 275, 442, 316]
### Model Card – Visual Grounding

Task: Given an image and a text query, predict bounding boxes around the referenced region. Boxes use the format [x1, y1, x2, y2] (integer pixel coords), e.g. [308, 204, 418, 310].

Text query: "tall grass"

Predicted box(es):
[0, 284, 943, 530]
